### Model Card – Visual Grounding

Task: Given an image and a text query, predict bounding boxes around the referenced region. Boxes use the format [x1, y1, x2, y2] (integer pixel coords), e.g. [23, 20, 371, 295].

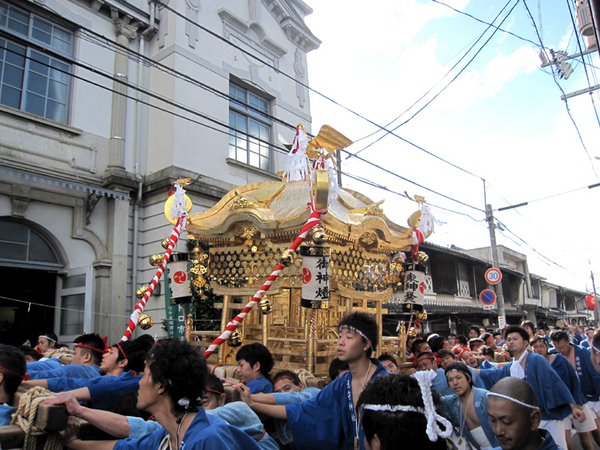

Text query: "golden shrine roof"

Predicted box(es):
[186, 180, 412, 251]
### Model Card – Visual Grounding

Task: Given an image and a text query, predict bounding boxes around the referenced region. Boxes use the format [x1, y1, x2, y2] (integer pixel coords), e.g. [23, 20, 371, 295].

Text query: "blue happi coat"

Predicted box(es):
[114, 408, 260, 450]
[550, 345, 600, 402]
[441, 387, 499, 450]
[285, 360, 389, 450]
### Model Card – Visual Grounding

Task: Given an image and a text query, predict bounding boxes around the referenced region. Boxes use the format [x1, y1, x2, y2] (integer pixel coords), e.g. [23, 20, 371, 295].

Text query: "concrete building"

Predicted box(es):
[0, 0, 319, 345]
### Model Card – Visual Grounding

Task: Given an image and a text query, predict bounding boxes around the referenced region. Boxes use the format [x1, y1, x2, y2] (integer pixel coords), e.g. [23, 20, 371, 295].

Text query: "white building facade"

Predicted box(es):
[0, 0, 319, 345]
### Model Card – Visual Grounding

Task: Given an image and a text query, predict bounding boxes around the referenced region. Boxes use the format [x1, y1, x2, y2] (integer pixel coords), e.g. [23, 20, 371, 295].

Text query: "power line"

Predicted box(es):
[432, 0, 540, 47]
[495, 181, 600, 211]
[352, 0, 521, 148]
[37, 0, 494, 205]
[340, 149, 485, 213]
[350, 0, 521, 158]
[495, 219, 580, 274]
[342, 171, 486, 222]
[521, 0, 599, 180]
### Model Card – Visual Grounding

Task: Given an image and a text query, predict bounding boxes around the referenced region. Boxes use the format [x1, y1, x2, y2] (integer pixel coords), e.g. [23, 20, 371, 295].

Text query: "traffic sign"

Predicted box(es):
[480, 289, 497, 305]
[485, 268, 502, 285]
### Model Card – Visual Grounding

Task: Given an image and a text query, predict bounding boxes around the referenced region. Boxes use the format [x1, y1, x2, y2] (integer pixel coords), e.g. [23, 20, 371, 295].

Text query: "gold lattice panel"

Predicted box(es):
[330, 244, 400, 292]
[208, 244, 303, 288]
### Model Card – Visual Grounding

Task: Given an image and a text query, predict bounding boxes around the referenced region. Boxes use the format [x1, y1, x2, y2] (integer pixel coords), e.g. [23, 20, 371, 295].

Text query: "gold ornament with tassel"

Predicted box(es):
[227, 330, 242, 347]
[312, 227, 327, 245]
[149, 254, 164, 266]
[136, 285, 150, 299]
[259, 297, 273, 315]
[280, 249, 294, 267]
[138, 314, 154, 330]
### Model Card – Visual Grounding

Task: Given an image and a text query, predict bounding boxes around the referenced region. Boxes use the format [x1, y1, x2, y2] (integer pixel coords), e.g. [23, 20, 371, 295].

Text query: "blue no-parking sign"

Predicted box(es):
[480, 289, 497, 310]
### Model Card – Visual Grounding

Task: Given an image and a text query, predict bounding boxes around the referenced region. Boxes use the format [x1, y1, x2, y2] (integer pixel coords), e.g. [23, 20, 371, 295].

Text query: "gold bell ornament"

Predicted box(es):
[149, 254, 164, 266]
[161, 237, 171, 249]
[227, 330, 242, 347]
[259, 297, 273, 315]
[280, 249, 294, 267]
[408, 326, 420, 338]
[138, 313, 154, 330]
[136, 285, 150, 299]
[312, 227, 327, 245]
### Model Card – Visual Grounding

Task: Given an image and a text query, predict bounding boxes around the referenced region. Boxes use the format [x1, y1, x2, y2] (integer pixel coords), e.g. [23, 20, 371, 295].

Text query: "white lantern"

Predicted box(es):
[402, 263, 426, 313]
[300, 245, 330, 309]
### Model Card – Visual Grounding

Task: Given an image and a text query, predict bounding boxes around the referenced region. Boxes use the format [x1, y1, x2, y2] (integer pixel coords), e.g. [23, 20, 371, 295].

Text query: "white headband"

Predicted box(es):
[39, 335, 56, 343]
[487, 392, 540, 410]
[362, 404, 426, 414]
[339, 325, 369, 342]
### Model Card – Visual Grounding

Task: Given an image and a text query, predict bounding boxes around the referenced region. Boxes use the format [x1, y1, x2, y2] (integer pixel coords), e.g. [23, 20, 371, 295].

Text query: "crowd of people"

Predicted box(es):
[0, 319, 597, 450]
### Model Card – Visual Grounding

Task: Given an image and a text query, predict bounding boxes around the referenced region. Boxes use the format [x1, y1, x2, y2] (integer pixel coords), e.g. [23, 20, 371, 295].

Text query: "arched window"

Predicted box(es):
[0, 220, 62, 269]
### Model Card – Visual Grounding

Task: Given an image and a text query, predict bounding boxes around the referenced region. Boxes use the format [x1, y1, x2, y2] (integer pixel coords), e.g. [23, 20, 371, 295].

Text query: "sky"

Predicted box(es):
[303, 0, 600, 294]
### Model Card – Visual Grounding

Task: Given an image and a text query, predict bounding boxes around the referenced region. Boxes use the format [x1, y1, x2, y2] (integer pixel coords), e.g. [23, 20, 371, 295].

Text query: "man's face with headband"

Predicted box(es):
[416, 355, 436, 371]
[101, 347, 121, 372]
[338, 326, 371, 362]
[488, 396, 540, 450]
[37, 336, 54, 353]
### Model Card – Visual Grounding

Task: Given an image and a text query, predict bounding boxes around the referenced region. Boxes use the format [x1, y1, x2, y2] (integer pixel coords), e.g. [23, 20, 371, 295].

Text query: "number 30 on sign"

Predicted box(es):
[485, 268, 502, 285]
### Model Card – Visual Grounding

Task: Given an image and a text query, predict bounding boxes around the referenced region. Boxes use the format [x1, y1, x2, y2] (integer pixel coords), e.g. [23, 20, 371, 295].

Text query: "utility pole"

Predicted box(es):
[486, 203, 507, 329]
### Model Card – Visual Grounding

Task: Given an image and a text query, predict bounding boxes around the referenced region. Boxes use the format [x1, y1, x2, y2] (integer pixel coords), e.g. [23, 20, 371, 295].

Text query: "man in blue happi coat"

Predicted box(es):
[238, 311, 389, 450]
[531, 335, 594, 450]
[551, 329, 600, 449]
[475, 325, 585, 450]
[441, 362, 498, 450]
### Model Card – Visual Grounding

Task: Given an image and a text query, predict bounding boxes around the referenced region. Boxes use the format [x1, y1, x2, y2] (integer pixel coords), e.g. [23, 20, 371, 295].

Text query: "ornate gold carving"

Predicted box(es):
[236, 226, 259, 240]
[359, 231, 379, 247]
[231, 191, 259, 210]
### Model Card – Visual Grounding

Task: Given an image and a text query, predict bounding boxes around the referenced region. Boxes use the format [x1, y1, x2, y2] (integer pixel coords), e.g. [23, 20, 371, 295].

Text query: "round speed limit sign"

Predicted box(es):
[485, 268, 502, 285]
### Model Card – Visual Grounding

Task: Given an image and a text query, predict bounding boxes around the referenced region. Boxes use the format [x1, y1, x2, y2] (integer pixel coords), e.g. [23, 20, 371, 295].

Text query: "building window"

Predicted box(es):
[0, 1, 73, 123]
[229, 82, 271, 171]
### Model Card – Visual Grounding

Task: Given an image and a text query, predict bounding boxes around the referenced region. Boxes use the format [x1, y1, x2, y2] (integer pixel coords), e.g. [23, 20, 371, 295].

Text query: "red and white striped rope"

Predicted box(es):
[204, 205, 324, 358]
[121, 216, 186, 341]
